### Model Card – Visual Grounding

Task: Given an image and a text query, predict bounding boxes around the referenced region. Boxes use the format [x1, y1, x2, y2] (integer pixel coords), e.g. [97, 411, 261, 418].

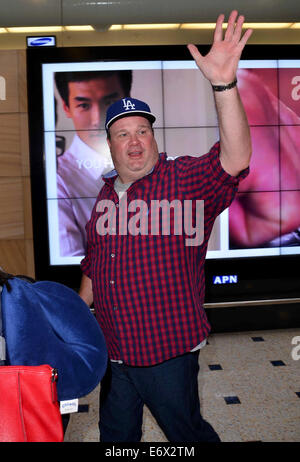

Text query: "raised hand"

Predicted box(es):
[187, 10, 252, 85]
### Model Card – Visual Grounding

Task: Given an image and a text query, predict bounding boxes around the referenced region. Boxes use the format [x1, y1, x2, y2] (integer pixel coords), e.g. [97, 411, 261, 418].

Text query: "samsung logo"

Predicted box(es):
[0, 76, 6, 101]
[213, 275, 238, 284]
[27, 36, 56, 47]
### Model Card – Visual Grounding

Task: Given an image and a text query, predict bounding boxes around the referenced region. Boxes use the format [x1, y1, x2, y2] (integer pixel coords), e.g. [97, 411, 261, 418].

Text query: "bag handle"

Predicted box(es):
[0, 268, 36, 293]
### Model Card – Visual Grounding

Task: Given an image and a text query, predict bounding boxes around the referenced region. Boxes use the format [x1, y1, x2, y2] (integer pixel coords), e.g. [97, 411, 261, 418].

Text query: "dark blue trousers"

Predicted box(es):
[99, 351, 220, 442]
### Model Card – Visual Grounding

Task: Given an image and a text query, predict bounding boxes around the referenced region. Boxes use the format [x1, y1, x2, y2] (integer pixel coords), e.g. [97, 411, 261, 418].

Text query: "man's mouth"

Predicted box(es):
[128, 150, 143, 158]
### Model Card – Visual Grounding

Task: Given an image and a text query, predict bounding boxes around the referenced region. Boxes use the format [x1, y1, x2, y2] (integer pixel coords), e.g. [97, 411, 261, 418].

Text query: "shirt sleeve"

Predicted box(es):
[80, 250, 92, 278]
[80, 184, 108, 278]
[80, 217, 94, 278]
[175, 141, 249, 216]
[208, 141, 249, 185]
[80, 202, 98, 279]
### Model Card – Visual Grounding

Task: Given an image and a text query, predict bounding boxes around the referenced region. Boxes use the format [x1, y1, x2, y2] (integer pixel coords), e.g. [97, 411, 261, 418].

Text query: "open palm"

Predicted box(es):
[187, 11, 253, 85]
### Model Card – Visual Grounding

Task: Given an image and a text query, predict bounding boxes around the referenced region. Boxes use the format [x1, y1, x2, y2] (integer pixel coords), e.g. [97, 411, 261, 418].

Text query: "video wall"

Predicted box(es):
[41, 58, 300, 266]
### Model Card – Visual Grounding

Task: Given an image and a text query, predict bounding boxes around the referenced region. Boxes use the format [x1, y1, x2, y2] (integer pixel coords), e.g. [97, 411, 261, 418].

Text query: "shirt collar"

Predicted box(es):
[69, 134, 114, 180]
[70, 134, 100, 160]
[103, 152, 167, 184]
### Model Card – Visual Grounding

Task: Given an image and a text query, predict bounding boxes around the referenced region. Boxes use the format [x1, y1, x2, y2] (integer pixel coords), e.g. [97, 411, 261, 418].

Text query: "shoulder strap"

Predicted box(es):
[0, 285, 6, 365]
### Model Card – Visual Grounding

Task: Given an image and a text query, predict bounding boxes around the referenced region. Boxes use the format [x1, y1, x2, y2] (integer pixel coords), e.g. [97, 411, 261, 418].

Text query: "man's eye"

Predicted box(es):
[77, 103, 90, 110]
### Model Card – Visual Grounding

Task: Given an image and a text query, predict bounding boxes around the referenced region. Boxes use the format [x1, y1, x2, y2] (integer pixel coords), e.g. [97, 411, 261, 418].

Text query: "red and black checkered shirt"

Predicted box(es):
[81, 142, 248, 366]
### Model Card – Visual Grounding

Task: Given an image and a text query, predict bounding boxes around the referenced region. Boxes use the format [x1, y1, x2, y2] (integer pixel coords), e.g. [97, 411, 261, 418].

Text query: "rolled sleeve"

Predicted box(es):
[208, 141, 249, 185]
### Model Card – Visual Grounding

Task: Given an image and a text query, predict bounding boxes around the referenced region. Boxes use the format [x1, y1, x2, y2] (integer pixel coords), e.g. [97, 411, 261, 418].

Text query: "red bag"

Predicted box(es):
[0, 364, 64, 442]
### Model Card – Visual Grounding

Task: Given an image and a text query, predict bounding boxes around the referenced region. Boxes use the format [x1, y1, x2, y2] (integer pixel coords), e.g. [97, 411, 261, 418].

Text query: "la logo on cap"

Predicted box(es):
[122, 98, 136, 111]
[105, 97, 156, 130]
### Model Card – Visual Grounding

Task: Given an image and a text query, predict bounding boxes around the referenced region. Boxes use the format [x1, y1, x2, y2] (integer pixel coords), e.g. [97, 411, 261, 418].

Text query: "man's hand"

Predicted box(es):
[187, 10, 253, 176]
[187, 10, 252, 85]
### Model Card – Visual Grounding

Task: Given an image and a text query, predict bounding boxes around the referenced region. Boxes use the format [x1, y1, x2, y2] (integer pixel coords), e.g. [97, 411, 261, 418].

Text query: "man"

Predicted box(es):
[55, 70, 132, 256]
[79, 11, 252, 442]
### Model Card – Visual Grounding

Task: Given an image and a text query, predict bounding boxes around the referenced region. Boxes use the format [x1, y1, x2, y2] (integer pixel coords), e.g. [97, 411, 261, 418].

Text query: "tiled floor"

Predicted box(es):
[64, 328, 300, 442]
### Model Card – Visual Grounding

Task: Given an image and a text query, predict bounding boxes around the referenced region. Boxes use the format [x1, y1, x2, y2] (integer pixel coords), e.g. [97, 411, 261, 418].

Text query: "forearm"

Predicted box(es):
[187, 11, 253, 177]
[79, 273, 93, 306]
[214, 85, 252, 177]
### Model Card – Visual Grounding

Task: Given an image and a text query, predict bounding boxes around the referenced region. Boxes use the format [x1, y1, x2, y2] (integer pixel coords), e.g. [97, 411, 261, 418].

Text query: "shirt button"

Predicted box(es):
[111, 253, 115, 258]
[110, 280, 115, 285]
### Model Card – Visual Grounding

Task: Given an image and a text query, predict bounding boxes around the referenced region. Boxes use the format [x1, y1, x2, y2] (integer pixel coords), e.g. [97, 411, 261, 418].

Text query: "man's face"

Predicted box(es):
[63, 74, 126, 152]
[107, 116, 159, 184]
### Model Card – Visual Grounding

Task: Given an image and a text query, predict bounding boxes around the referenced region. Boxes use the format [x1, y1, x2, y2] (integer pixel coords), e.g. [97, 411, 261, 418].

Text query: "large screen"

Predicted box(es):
[27, 45, 300, 305]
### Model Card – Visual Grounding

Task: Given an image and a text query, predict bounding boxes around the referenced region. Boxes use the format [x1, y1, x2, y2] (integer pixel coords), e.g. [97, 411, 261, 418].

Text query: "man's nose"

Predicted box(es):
[129, 133, 140, 144]
[91, 105, 103, 128]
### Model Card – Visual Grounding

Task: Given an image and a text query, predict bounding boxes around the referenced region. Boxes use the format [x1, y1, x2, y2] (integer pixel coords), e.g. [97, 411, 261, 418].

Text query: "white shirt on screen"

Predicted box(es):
[56, 134, 113, 256]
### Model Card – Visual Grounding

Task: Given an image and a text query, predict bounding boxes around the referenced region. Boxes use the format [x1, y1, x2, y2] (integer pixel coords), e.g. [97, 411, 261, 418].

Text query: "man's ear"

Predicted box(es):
[62, 99, 72, 118]
[107, 135, 111, 149]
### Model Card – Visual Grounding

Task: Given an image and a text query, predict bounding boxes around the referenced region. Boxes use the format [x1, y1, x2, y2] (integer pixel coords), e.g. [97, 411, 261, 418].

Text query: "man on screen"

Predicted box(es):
[55, 70, 132, 256]
[79, 11, 252, 442]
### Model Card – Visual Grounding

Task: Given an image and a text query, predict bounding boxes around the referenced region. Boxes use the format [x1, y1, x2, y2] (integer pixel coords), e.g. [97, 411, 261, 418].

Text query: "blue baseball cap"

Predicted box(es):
[105, 97, 156, 130]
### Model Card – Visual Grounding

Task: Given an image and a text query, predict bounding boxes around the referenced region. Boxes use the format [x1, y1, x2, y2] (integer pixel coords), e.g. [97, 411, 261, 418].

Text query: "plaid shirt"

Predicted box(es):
[81, 142, 248, 366]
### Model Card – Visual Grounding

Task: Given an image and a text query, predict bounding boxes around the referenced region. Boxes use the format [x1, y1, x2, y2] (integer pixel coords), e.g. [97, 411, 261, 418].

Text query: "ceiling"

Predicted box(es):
[1, 0, 300, 26]
[0, 0, 300, 48]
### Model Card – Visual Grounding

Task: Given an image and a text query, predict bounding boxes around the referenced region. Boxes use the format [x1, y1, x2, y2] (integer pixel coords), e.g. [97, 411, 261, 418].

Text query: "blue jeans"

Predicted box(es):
[99, 351, 220, 442]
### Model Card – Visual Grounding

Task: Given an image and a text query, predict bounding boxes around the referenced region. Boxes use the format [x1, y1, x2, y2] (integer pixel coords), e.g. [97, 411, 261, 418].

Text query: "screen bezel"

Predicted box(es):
[27, 44, 300, 301]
